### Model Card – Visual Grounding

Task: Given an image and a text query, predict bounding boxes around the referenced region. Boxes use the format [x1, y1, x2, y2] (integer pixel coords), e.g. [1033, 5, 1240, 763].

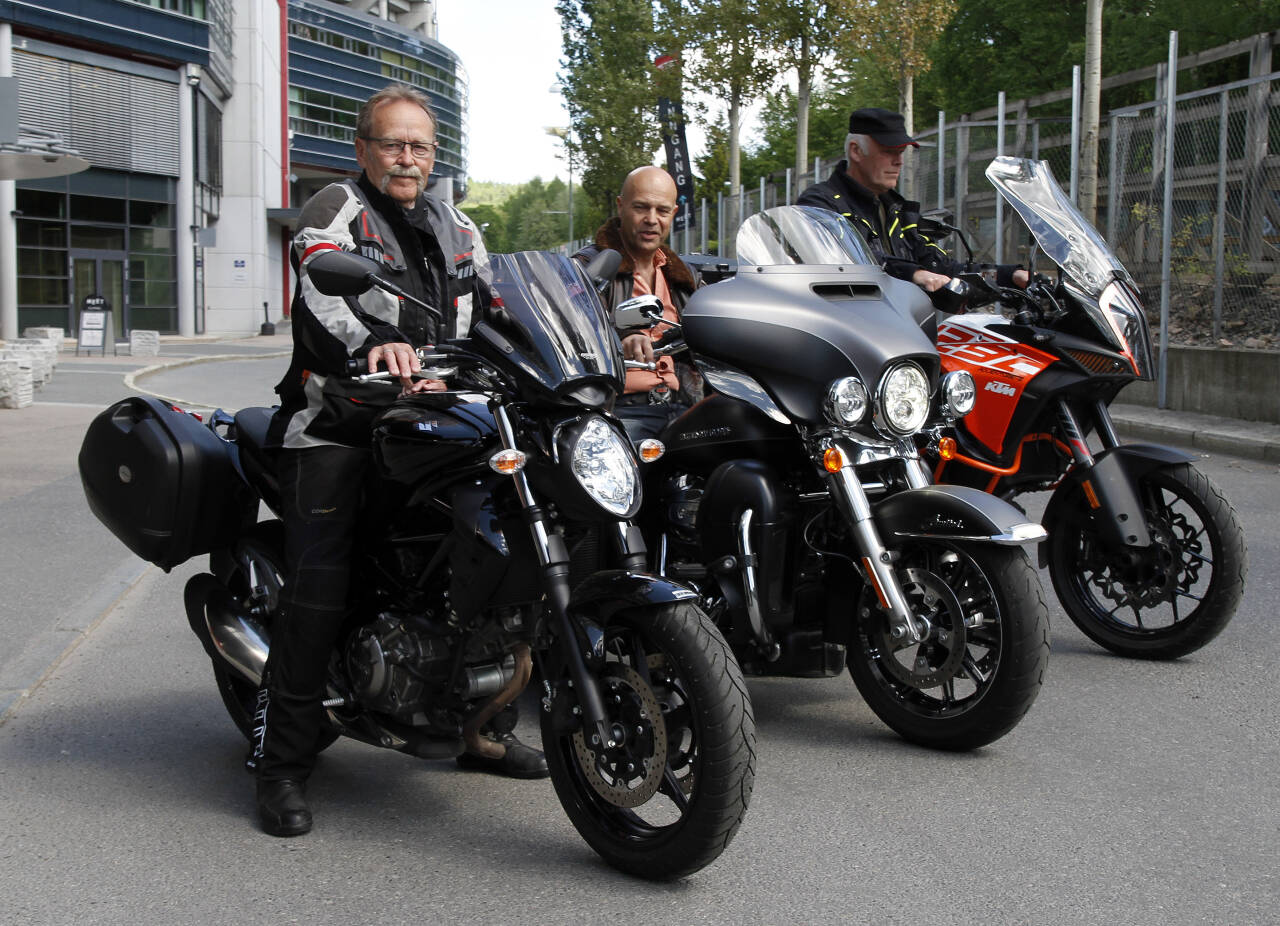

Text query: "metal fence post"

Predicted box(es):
[785, 167, 792, 205]
[937, 110, 946, 211]
[1158, 30, 1178, 409]
[700, 198, 708, 254]
[1107, 113, 1120, 244]
[996, 92, 1006, 263]
[1213, 88, 1228, 341]
[1071, 64, 1081, 203]
[717, 191, 724, 258]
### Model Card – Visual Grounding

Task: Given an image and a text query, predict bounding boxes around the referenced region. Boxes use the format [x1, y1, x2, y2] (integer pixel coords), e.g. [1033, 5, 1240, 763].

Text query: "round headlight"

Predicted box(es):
[569, 416, 639, 517]
[824, 376, 869, 426]
[877, 362, 930, 434]
[941, 370, 976, 418]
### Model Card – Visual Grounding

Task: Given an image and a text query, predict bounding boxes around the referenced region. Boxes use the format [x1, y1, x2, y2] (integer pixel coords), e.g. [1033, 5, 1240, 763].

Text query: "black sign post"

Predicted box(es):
[76, 294, 114, 357]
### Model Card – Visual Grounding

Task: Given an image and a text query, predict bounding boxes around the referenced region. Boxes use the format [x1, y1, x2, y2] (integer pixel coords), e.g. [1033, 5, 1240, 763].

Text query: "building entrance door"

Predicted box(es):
[71, 250, 126, 339]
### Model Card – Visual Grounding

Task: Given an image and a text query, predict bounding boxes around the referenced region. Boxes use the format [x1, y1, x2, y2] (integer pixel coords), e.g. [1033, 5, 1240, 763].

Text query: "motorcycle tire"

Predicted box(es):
[203, 521, 340, 751]
[542, 602, 755, 881]
[847, 541, 1049, 751]
[1047, 462, 1246, 660]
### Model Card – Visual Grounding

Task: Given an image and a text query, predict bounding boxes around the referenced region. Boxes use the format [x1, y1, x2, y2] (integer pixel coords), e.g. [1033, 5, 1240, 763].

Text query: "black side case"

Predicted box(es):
[79, 397, 248, 571]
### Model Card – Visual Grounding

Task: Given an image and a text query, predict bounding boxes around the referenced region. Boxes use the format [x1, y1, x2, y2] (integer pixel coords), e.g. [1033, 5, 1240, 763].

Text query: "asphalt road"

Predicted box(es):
[1, 340, 1277, 924]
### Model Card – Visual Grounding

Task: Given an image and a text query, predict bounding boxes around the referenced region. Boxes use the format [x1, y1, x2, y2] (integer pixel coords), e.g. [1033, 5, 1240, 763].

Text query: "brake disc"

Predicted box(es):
[868, 567, 968, 689]
[572, 663, 668, 808]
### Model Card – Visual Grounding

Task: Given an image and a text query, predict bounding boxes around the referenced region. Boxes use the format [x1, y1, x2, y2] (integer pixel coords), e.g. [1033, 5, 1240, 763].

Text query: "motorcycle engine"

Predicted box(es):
[345, 612, 452, 719]
[663, 475, 704, 542]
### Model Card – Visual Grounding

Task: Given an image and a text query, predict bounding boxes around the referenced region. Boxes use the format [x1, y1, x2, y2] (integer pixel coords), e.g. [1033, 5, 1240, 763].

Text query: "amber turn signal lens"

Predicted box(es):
[937, 437, 957, 460]
[638, 438, 665, 462]
[822, 448, 844, 473]
[488, 449, 527, 474]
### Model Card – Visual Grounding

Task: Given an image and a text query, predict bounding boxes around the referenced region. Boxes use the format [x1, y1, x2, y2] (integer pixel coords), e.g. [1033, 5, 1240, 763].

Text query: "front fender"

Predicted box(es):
[568, 570, 700, 624]
[874, 484, 1046, 546]
[1039, 442, 1195, 563]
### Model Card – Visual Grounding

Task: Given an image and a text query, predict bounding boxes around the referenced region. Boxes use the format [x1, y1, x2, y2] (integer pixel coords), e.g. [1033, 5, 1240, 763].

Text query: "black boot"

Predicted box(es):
[257, 778, 313, 837]
[456, 730, 550, 779]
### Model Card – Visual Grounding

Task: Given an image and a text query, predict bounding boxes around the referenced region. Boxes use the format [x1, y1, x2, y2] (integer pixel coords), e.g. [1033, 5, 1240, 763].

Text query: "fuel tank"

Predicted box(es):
[373, 393, 497, 485]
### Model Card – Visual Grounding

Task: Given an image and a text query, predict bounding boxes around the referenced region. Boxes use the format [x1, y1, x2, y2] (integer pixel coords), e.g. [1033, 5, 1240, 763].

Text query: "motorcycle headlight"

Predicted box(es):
[876, 362, 931, 435]
[569, 416, 639, 517]
[1099, 281, 1155, 381]
[824, 376, 870, 426]
[940, 370, 976, 418]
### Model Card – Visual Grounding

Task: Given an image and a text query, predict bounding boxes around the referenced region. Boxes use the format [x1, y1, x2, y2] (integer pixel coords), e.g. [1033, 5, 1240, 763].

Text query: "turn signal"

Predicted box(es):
[488, 449, 527, 474]
[937, 437, 957, 460]
[822, 448, 845, 473]
[638, 438, 665, 462]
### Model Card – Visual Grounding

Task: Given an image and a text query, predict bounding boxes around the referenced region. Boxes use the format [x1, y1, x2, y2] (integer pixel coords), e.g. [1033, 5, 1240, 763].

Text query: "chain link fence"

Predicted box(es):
[652, 31, 1278, 351]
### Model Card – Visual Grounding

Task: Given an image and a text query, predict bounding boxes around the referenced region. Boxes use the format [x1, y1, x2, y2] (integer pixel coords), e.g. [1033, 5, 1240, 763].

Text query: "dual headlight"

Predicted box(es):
[823, 364, 975, 435]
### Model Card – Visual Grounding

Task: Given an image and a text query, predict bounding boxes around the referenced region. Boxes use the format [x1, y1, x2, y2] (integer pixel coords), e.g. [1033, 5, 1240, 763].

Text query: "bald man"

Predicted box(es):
[574, 166, 703, 441]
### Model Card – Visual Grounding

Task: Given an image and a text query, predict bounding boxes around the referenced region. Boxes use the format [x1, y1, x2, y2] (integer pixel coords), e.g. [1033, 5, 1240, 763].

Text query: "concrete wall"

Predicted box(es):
[1119, 345, 1280, 422]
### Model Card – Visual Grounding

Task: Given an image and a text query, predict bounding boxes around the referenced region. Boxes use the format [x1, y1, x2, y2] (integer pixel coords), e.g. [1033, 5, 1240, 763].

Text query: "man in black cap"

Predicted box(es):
[799, 107, 1028, 292]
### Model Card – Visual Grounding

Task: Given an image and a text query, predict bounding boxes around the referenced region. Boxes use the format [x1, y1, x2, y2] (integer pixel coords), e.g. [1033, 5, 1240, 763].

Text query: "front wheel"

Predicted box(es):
[541, 602, 756, 881]
[848, 541, 1049, 751]
[1047, 462, 1246, 659]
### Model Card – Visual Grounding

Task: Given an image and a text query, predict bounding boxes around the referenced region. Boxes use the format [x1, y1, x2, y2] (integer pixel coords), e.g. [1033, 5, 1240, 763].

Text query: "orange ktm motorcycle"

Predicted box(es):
[928, 157, 1246, 660]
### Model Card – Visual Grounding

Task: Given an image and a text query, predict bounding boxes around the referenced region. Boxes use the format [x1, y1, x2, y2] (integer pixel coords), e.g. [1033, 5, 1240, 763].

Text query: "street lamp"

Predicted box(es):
[544, 126, 574, 244]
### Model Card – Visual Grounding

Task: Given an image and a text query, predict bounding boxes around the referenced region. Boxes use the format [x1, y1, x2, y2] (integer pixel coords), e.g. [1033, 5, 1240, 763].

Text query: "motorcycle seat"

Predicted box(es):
[232, 406, 281, 512]
[233, 406, 275, 453]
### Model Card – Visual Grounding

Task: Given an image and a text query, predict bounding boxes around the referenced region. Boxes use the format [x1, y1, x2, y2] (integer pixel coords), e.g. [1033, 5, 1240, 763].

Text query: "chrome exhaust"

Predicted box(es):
[184, 575, 270, 686]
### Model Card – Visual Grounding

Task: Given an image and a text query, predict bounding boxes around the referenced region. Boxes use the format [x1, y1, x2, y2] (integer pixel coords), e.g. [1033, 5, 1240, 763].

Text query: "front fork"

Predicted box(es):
[822, 437, 929, 646]
[492, 404, 616, 749]
[1056, 399, 1151, 549]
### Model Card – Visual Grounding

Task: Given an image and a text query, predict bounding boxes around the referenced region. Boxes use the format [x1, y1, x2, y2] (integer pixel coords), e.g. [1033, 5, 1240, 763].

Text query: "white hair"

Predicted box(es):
[846, 133, 872, 158]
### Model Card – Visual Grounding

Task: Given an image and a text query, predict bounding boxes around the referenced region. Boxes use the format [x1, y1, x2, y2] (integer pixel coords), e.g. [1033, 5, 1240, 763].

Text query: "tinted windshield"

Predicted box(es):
[482, 251, 624, 394]
[985, 157, 1133, 297]
[735, 205, 878, 267]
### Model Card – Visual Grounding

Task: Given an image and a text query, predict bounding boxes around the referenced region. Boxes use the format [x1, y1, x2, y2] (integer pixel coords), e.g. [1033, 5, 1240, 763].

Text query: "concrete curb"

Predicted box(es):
[1110, 403, 1280, 462]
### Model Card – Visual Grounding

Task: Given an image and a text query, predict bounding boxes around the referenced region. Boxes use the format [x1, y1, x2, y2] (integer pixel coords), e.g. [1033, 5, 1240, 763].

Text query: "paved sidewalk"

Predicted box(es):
[1110, 402, 1280, 462]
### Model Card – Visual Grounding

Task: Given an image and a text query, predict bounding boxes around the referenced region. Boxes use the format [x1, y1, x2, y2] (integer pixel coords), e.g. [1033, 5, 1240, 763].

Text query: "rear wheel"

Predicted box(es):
[848, 540, 1049, 751]
[193, 521, 339, 751]
[1048, 462, 1246, 659]
[542, 602, 755, 880]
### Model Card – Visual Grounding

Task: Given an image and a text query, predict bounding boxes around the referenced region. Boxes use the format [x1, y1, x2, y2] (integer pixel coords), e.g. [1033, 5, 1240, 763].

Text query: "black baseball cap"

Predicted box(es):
[848, 108, 919, 148]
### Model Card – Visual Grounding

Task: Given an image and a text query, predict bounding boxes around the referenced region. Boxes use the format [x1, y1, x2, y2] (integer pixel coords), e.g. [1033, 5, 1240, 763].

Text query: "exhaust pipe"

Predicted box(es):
[183, 574, 270, 685]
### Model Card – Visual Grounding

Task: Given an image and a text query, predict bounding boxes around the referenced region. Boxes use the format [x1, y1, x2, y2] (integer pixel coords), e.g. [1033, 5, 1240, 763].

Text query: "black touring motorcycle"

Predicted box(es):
[624, 206, 1050, 751]
[78, 248, 755, 881]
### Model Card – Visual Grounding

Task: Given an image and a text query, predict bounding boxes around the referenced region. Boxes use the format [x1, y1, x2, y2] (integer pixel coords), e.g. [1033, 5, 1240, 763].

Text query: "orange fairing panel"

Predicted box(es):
[936, 317, 1057, 455]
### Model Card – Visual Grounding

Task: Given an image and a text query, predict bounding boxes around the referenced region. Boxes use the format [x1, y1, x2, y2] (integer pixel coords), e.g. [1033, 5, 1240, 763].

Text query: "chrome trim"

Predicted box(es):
[737, 509, 780, 660]
[889, 522, 1048, 546]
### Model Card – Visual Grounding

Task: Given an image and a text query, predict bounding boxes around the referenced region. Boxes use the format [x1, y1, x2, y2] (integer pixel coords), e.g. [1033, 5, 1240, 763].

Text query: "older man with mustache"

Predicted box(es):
[256, 84, 546, 841]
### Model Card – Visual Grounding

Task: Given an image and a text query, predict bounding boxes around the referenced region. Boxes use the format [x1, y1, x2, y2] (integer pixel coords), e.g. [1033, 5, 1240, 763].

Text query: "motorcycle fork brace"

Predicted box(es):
[1055, 400, 1152, 550]
[824, 440, 929, 646]
[493, 404, 614, 749]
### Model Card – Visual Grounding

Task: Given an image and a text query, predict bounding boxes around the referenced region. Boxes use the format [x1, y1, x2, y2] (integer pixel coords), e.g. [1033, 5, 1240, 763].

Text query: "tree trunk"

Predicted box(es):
[729, 88, 741, 194]
[898, 70, 915, 197]
[795, 33, 812, 186]
[1079, 0, 1104, 226]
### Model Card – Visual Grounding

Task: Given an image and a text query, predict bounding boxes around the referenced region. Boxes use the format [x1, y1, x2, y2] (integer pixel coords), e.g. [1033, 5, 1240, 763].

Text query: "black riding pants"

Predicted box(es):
[254, 444, 369, 782]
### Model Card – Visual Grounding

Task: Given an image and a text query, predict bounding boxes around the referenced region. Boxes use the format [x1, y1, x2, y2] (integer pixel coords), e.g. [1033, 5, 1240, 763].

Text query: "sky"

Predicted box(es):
[435, 2, 576, 188]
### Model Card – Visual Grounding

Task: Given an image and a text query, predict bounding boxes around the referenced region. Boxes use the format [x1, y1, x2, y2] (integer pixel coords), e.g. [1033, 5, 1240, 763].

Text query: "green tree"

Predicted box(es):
[764, 0, 839, 179]
[556, 0, 669, 221]
[660, 0, 780, 193]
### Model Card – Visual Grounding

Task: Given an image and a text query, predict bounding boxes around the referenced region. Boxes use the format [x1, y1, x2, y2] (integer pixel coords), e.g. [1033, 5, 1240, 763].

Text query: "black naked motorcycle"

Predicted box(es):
[625, 205, 1050, 751]
[926, 157, 1247, 659]
[78, 247, 755, 881]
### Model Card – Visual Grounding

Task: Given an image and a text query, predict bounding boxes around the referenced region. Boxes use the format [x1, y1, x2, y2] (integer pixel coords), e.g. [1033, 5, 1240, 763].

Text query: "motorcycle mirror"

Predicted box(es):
[614, 295, 665, 331]
[583, 248, 622, 293]
[928, 277, 971, 314]
[305, 249, 383, 297]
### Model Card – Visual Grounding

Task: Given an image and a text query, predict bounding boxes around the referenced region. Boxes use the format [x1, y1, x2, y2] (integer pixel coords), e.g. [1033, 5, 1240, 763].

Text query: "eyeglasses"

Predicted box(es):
[360, 136, 439, 159]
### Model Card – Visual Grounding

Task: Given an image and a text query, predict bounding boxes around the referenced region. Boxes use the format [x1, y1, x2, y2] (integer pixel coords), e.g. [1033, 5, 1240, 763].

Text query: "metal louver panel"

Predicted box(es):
[15, 50, 180, 177]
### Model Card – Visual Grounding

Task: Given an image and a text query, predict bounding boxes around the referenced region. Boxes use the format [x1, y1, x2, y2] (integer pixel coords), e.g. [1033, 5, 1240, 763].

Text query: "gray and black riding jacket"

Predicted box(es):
[268, 173, 489, 449]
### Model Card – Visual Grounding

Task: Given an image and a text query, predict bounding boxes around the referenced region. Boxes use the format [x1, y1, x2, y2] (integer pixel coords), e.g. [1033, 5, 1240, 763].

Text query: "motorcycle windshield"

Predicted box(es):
[735, 205, 879, 268]
[985, 157, 1134, 297]
[482, 251, 624, 395]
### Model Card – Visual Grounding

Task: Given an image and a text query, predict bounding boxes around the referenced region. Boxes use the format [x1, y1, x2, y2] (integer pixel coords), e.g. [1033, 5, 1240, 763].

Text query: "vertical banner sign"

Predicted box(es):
[658, 97, 696, 232]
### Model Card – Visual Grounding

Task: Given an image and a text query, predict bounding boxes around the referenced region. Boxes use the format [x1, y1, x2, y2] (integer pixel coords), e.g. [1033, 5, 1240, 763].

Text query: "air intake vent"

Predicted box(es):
[812, 283, 882, 301]
[1066, 349, 1128, 374]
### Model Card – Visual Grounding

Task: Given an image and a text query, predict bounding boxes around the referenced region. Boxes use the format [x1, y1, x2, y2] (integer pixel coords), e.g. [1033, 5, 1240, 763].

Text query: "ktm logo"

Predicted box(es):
[984, 381, 1016, 397]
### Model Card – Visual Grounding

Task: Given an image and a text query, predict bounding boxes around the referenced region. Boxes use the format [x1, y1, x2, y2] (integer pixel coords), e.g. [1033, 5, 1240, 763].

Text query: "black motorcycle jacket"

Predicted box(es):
[268, 173, 489, 449]
[799, 162, 1023, 288]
